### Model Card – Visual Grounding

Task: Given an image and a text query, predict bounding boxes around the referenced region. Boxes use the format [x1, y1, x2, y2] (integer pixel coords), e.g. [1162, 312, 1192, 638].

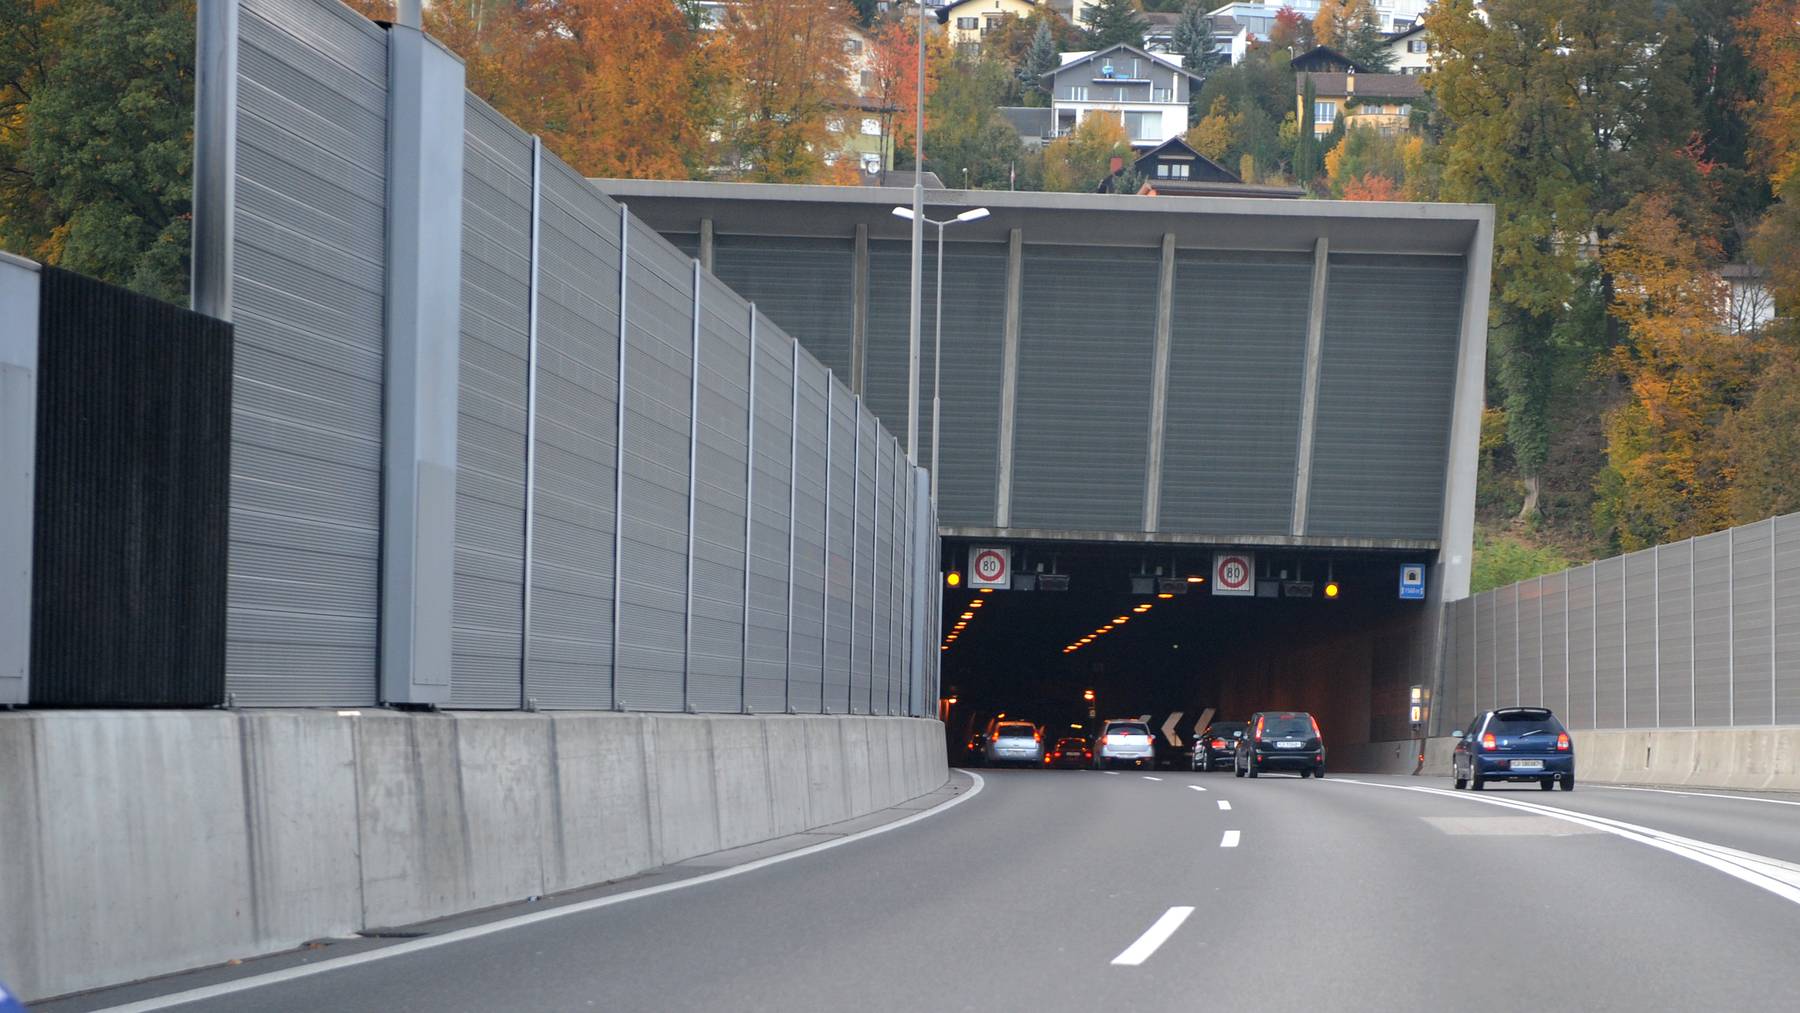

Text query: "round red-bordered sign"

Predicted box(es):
[971, 548, 1008, 587]
[1215, 554, 1253, 592]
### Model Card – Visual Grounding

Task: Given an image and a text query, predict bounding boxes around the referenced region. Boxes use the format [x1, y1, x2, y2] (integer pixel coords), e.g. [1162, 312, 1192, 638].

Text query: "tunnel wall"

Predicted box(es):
[0, 710, 949, 1002]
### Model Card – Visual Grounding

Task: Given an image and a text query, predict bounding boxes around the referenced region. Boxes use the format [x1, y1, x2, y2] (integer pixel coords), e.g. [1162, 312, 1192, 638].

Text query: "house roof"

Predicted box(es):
[1043, 42, 1201, 84]
[1131, 137, 1242, 183]
[1297, 72, 1425, 100]
[1141, 178, 1308, 198]
[1384, 22, 1427, 44]
[1144, 12, 1180, 30]
[1290, 45, 1364, 73]
[937, 0, 1038, 24]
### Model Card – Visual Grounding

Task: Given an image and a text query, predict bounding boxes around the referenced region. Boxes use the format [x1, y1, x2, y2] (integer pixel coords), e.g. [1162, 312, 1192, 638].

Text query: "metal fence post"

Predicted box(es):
[869, 431, 881, 716]
[784, 335, 799, 713]
[1652, 544, 1660, 728]
[1728, 527, 1736, 725]
[849, 401, 863, 715]
[610, 205, 631, 710]
[740, 304, 757, 714]
[820, 382, 833, 713]
[520, 136, 542, 709]
[1773, 515, 1779, 725]
[683, 259, 703, 712]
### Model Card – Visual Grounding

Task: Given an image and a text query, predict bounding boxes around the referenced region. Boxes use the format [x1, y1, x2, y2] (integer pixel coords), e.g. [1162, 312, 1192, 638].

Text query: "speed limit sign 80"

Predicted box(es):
[1212, 552, 1255, 596]
[968, 546, 1010, 589]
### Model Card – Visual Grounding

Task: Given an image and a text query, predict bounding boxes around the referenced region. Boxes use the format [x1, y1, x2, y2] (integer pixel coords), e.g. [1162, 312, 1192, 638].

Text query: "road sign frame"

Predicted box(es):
[969, 546, 1010, 589]
[1212, 552, 1254, 596]
[1399, 563, 1426, 600]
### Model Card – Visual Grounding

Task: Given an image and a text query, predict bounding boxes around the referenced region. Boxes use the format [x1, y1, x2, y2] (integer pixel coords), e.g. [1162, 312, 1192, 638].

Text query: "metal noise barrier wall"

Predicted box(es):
[1435, 511, 1800, 733]
[225, 0, 937, 713]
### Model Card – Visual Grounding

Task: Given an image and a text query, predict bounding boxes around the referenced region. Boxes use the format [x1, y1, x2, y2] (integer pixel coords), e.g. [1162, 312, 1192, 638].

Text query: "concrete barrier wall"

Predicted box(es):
[1337, 728, 1800, 791]
[0, 710, 948, 1002]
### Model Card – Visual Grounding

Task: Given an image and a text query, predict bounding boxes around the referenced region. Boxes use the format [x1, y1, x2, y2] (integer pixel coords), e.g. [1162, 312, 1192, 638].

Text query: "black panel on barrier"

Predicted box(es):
[30, 268, 234, 706]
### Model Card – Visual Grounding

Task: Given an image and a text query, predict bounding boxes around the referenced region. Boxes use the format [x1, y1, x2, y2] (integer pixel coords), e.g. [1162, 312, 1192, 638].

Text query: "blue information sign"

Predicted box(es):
[1399, 564, 1426, 600]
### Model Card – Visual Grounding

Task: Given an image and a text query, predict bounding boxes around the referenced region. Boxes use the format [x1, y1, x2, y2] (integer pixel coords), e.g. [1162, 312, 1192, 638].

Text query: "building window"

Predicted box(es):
[1361, 103, 1382, 115]
[1157, 163, 1170, 177]
[827, 118, 845, 133]
[860, 69, 874, 91]
[861, 118, 881, 136]
[861, 152, 883, 173]
[844, 38, 862, 55]
[1315, 102, 1337, 124]
[1069, 86, 1088, 101]
[1124, 110, 1162, 140]
[1408, 39, 1428, 53]
[1170, 162, 1189, 179]
[1399, 104, 1412, 117]
[957, 17, 977, 29]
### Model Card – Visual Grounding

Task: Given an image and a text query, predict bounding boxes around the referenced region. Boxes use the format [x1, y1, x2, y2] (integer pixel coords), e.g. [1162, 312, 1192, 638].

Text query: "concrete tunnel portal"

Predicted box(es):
[598, 181, 1495, 758]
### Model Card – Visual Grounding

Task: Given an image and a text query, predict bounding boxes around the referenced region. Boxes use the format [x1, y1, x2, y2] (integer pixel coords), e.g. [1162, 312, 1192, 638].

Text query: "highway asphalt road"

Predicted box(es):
[52, 768, 1800, 1013]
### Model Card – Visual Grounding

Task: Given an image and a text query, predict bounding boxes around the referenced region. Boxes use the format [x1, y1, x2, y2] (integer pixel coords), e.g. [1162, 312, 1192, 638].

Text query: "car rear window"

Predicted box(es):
[1055, 738, 1086, 749]
[1209, 723, 1248, 736]
[1107, 723, 1150, 737]
[1488, 711, 1564, 736]
[1259, 714, 1314, 737]
[994, 725, 1036, 740]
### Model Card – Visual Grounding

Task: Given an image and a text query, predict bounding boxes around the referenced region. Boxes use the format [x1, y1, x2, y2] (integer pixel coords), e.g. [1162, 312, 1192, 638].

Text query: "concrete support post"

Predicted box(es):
[191, 0, 236, 321]
[740, 306, 757, 713]
[698, 218, 714, 274]
[0, 253, 39, 706]
[610, 206, 632, 709]
[519, 136, 542, 710]
[1142, 233, 1176, 533]
[851, 224, 870, 394]
[379, 24, 466, 706]
[995, 228, 1023, 528]
[1290, 237, 1329, 537]
[683, 260, 704, 712]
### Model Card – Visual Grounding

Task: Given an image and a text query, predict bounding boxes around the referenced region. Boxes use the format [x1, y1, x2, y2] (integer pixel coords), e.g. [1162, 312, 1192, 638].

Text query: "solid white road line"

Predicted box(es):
[1220, 830, 1241, 848]
[1332, 779, 1800, 909]
[1186, 784, 1207, 792]
[1217, 800, 1231, 810]
[1143, 776, 1163, 781]
[1103, 770, 1121, 776]
[92, 773, 989, 1013]
[1595, 784, 1800, 808]
[1110, 906, 1195, 966]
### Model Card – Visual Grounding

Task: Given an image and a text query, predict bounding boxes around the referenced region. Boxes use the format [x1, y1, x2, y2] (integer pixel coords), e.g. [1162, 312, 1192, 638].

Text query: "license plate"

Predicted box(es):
[1275, 741, 1304, 749]
[1511, 759, 1544, 771]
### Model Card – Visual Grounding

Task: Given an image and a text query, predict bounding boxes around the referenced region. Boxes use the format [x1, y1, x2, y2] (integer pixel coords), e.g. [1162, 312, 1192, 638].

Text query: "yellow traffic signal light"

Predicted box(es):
[1324, 580, 1341, 599]
[946, 570, 962, 587]
[1083, 689, 1095, 702]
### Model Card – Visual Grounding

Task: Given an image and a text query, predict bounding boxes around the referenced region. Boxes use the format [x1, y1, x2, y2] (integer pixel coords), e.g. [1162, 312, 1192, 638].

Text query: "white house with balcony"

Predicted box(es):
[1043, 44, 1201, 149]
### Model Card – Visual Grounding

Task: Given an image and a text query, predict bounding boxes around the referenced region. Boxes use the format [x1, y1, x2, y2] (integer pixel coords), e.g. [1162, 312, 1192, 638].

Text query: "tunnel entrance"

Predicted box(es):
[939, 539, 1435, 765]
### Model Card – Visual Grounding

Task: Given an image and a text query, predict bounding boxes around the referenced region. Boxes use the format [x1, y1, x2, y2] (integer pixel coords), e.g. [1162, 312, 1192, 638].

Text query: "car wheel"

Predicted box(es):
[1246, 758, 1259, 778]
[1300, 767, 1312, 778]
[1234, 756, 1246, 778]
[1313, 765, 1325, 779]
[1560, 776, 1576, 791]
[1453, 768, 1467, 790]
[1470, 774, 1485, 791]
[1540, 778, 1555, 791]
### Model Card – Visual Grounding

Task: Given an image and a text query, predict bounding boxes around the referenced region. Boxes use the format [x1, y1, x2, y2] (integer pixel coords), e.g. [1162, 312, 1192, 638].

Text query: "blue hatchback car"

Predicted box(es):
[1452, 707, 1575, 791]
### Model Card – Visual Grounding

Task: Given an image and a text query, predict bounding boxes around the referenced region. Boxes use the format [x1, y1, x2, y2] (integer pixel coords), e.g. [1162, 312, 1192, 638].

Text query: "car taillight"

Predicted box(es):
[1481, 733, 1497, 751]
[1101, 734, 1111, 745]
[1310, 717, 1323, 742]
[1211, 738, 1226, 749]
[1556, 732, 1570, 751]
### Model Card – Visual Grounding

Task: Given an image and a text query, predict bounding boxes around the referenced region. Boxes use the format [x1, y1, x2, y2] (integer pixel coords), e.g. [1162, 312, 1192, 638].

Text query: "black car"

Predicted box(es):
[1235, 711, 1326, 778]
[1046, 736, 1093, 768]
[1452, 707, 1575, 791]
[1191, 721, 1249, 771]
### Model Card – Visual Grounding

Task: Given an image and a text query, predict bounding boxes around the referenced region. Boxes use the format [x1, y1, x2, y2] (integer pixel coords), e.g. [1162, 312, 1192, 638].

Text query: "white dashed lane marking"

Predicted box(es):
[1220, 830, 1241, 848]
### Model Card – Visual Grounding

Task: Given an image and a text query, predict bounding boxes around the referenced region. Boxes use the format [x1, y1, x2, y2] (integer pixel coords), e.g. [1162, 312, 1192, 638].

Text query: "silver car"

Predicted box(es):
[985, 722, 1044, 766]
[1095, 719, 1155, 769]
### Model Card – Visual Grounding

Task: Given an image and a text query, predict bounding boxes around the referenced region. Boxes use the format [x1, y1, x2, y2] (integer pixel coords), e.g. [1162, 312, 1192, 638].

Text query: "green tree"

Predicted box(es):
[1171, 2, 1222, 74]
[1019, 20, 1060, 105]
[1293, 76, 1319, 183]
[1, 0, 195, 303]
[904, 53, 1028, 190]
[1426, 0, 1700, 520]
[1080, 0, 1150, 50]
[1042, 114, 1131, 191]
[1339, 0, 1395, 71]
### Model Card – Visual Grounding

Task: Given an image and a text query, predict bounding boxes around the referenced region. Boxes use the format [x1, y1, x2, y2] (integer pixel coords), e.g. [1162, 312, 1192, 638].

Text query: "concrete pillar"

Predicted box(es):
[1435, 210, 1492, 602]
[191, 0, 236, 320]
[0, 253, 39, 706]
[1290, 236, 1329, 538]
[380, 24, 466, 706]
[698, 218, 714, 273]
[994, 228, 1023, 528]
[851, 223, 869, 394]
[1142, 233, 1176, 533]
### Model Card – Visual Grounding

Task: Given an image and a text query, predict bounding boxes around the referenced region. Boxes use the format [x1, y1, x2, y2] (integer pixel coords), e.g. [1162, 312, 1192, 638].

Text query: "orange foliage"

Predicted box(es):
[720, 0, 855, 182]
[870, 18, 946, 169]
[1739, 0, 1800, 188]
[1340, 173, 1398, 201]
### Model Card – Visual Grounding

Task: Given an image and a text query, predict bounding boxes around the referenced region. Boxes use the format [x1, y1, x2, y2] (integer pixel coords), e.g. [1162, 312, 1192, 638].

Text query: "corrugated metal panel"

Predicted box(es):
[227, 0, 388, 705]
[450, 97, 532, 709]
[1517, 579, 1542, 706]
[850, 409, 878, 714]
[667, 232, 701, 260]
[825, 387, 858, 709]
[1692, 531, 1731, 725]
[865, 240, 1008, 527]
[615, 218, 695, 712]
[1307, 255, 1463, 540]
[1730, 520, 1773, 725]
[526, 155, 621, 709]
[1623, 548, 1658, 727]
[712, 235, 854, 378]
[1776, 514, 1800, 724]
[1656, 541, 1694, 726]
[1496, 584, 1518, 707]
[1593, 556, 1624, 728]
[1565, 565, 1595, 730]
[1474, 591, 1494, 715]
[1013, 244, 1159, 531]
[1162, 251, 1311, 535]
[745, 319, 796, 713]
[1541, 571, 1568, 718]
[687, 274, 752, 712]
[871, 435, 897, 714]
[790, 356, 831, 711]
[890, 446, 910, 715]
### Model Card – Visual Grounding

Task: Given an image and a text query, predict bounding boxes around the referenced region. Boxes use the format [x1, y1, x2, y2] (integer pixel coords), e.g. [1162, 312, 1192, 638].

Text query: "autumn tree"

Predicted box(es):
[1427, 0, 1700, 520]
[905, 51, 1029, 190]
[1325, 126, 1405, 196]
[1269, 6, 1314, 51]
[1080, 0, 1150, 50]
[1186, 97, 1241, 160]
[1042, 114, 1130, 192]
[0, 0, 195, 303]
[870, 17, 944, 174]
[720, 0, 856, 183]
[1738, 0, 1800, 190]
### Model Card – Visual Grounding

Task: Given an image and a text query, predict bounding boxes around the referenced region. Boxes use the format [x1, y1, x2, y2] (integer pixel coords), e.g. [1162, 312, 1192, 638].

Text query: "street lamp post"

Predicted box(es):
[892, 205, 989, 504]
